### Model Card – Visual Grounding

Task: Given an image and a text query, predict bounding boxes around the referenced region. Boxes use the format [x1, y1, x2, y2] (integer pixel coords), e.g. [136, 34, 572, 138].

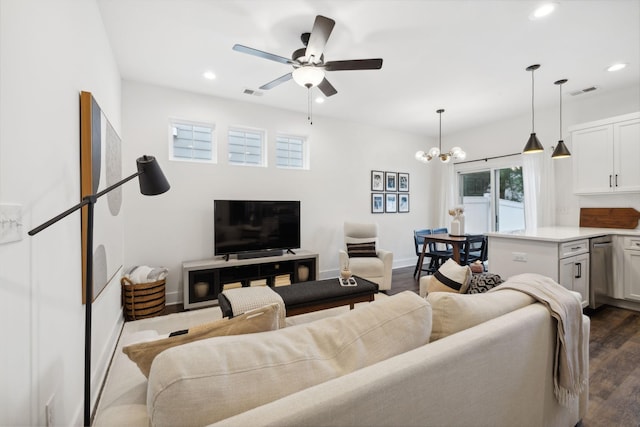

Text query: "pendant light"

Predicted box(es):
[523, 64, 544, 154]
[415, 109, 466, 163]
[551, 79, 571, 159]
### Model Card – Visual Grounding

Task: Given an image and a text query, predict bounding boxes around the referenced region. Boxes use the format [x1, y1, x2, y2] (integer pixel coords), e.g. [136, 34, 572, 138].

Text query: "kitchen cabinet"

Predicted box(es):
[623, 237, 640, 302]
[558, 241, 589, 307]
[571, 112, 640, 194]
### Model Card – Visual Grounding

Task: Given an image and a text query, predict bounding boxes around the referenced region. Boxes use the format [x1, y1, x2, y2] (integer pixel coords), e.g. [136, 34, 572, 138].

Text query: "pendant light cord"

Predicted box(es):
[558, 83, 562, 138]
[307, 87, 313, 125]
[531, 69, 535, 132]
[438, 110, 442, 151]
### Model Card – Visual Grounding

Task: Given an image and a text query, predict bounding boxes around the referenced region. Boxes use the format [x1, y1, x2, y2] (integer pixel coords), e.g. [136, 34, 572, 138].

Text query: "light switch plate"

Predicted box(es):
[0, 203, 23, 244]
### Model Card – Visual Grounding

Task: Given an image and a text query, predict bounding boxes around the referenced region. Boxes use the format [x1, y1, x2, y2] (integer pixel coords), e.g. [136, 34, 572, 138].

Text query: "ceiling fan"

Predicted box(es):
[232, 15, 383, 97]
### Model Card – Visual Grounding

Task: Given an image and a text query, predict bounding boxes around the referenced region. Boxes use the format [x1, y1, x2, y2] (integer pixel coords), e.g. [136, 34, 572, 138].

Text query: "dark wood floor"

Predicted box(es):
[390, 265, 640, 427]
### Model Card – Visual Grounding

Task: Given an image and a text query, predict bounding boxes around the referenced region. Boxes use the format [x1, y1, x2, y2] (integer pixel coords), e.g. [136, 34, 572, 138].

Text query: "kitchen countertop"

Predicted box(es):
[486, 226, 640, 243]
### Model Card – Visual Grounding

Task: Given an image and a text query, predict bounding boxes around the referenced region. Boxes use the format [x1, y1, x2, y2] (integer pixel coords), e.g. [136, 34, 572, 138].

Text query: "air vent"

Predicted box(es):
[243, 89, 263, 97]
[570, 86, 598, 96]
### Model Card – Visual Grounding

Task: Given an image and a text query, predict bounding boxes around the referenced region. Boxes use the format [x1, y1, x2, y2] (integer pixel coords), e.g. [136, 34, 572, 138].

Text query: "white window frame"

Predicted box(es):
[227, 126, 266, 167]
[168, 119, 216, 163]
[275, 133, 308, 169]
[454, 156, 524, 233]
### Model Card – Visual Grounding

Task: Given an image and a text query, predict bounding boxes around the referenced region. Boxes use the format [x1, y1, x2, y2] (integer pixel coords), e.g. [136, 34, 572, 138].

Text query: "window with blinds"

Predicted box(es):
[228, 127, 265, 166]
[170, 120, 215, 163]
[276, 134, 307, 169]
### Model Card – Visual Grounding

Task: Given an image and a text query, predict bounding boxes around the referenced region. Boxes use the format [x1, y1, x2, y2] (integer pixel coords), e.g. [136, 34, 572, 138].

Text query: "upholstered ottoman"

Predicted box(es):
[219, 276, 379, 318]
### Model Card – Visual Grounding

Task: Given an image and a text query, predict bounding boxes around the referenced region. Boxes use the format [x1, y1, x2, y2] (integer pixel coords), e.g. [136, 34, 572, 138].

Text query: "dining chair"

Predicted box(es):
[413, 229, 432, 277]
[426, 227, 453, 271]
[462, 234, 488, 269]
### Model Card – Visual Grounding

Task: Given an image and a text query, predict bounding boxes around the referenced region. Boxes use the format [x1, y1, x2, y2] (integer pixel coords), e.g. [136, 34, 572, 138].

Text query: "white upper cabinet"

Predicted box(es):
[571, 112, 640, 194]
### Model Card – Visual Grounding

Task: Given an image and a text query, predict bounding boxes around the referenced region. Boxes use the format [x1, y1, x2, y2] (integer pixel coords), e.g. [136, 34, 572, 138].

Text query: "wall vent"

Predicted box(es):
[243, 88, 264, 97]
[570, 86, 598, 96]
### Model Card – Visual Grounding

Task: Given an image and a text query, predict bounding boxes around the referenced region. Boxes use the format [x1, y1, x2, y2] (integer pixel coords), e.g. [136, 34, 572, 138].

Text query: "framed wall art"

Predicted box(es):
[371, 170, 384, 191]
[385, 172, 397, 192]
[398, 172, 409, 192]
[371, 193, 384, 213]
[80, 91, 124, 303]
[399, 193, 410, 212]
[385, 193, 397, 213]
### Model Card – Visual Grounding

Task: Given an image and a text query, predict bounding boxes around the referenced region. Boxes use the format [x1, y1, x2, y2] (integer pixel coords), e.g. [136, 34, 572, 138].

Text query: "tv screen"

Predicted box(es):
[214, 200, 301, 256]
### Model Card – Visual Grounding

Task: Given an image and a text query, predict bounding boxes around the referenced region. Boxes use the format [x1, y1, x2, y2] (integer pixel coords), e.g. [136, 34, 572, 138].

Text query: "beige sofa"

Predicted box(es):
[94, 283, 589, 427]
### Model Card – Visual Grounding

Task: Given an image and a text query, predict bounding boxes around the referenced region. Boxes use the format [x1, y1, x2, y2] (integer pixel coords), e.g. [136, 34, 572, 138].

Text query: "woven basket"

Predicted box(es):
[121, 277, 166, 321]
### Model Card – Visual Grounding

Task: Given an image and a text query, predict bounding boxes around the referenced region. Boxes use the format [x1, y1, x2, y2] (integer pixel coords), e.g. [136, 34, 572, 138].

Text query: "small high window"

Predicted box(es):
[276, 134, 307, 169]
[228, 127, 265, 166]
[169, 120, 215, 163]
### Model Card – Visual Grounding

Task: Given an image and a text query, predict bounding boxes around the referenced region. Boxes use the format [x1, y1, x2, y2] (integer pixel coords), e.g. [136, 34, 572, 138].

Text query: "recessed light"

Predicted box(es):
[607, 63, 627, 72]
[315, 97, 325, 104]
[529, 3, 557, 20]
[203, 71, 216, 80]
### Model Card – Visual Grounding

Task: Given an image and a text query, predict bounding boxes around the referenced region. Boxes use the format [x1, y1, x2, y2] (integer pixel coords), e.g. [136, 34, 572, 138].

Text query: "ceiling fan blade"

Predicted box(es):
[324, 59, 383, 71]
[305, 15, 335, 62]
[318, 78, 337, 97]
[259, 73, 293, 90]
[233, 44, 294, 65]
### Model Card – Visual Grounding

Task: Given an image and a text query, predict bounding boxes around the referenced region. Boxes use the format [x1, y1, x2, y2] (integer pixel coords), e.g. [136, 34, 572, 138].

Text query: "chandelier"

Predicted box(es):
[415, 109, 466, 163]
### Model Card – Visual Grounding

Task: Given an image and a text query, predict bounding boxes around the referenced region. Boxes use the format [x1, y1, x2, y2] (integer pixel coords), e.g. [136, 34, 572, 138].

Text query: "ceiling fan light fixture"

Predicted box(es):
[292, 66, 325, 88]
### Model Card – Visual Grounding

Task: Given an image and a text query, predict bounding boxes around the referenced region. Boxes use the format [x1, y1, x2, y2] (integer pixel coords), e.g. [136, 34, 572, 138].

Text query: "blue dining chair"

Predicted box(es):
[413, 229, 432, 277]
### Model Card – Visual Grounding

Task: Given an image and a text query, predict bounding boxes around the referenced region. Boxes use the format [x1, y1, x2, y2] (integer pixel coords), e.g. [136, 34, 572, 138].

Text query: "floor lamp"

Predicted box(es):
[28, 155, 170, 426]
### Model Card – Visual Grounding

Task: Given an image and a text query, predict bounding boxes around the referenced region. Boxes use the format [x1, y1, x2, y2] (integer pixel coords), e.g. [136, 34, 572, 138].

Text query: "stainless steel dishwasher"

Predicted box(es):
[589, 236, 613, 309]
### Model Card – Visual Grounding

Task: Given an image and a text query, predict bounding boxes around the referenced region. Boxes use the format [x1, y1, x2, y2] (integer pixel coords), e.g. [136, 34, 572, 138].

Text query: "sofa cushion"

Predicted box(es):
[147, 291, 432, 427]
[427, 289, 535, 341]
[467, 272, 504, 294]
[427, 258, 472, 294]
[122, 303, 280, 377]
[346, 241, 377, 257]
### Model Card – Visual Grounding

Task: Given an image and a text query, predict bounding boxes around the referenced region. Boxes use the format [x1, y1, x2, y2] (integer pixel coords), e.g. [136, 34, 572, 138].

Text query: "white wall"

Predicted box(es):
[121, 81, 435, 304]
[443, 84, 640, 224]
[0, 0, 122, 425]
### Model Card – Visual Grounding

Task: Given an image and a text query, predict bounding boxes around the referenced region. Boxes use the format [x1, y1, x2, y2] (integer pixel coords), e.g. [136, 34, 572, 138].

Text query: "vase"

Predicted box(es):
[298, 265, 310, 282]
[340, 268, 352, 280]
[451, 217, 461, 236]
[193, 281, 210, 298]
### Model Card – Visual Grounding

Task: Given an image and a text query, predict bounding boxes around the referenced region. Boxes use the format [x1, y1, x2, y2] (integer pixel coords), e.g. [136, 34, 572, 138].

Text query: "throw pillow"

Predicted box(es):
[123, 303, 281, 377]
[346, 241, 377, 257]
[467, 273, 504, 294]
[147, 291, 432, 427]
[427, 258, 472, 294]
[427, 289, 535, 341]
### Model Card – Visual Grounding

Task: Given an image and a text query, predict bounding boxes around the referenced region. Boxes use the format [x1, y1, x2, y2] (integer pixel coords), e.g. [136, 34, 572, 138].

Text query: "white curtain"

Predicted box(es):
[437, 163, 456, 229]
[522, 150, 555, 230]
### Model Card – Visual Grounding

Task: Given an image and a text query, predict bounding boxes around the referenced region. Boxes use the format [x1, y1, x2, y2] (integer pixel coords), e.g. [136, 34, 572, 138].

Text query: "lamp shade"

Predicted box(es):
[136, 155, 170, 195]
[523, 133, 544, 154]
[551, 140, 571, 158]
[292, 66, 325, 88]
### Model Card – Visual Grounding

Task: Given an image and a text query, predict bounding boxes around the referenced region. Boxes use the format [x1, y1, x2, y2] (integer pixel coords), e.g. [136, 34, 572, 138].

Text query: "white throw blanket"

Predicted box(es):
[488, 273, 586, 406]
[222, 286, 286, 328]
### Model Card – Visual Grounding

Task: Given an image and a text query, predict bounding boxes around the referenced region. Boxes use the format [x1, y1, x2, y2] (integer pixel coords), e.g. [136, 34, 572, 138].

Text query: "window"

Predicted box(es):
[169, 120, 215, 163]
[456, 159, 525, 233]
[276, 134, 307, 169]
[228, 127, 265, 166]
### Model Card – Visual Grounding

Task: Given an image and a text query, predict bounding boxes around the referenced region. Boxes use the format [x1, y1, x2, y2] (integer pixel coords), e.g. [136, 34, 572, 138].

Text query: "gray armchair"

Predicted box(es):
[338, 222, 393, 291]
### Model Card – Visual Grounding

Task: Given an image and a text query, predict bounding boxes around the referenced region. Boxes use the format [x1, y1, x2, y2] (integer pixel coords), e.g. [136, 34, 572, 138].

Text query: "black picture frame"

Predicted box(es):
[371, 170, 384, 191]
[398, 193, 410, 213]
[398, 172, 409, 192]
[371, 193, 384, 213]
[385, 193, 397, 213]
[385, 172, 397, 192]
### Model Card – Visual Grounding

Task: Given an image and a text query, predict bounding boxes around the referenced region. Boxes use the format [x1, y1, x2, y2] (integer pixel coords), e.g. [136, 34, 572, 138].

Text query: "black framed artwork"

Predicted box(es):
[385, 172, 397, 192]
[385, 193, 397, 213]
[398, 193, 410, 212]
[398, 172, 409, 192]
[371, 193, 384, 213]
[371, 170, 384, 191]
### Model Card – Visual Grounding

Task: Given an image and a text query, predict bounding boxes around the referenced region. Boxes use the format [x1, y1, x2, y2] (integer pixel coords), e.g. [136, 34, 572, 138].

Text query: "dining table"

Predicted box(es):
[416, 232, 469, 279]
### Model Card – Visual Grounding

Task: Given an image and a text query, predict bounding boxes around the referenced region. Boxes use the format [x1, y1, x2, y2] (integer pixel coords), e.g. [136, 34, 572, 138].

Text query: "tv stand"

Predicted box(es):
[182, 250, 318, 309]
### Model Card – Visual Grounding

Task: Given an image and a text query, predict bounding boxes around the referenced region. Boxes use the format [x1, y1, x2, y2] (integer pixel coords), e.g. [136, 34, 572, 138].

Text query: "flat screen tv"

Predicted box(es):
[214, 200, 301, 258]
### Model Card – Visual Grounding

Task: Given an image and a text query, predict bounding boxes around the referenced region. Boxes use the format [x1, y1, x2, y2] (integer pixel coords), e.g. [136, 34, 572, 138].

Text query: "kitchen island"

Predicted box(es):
[487, 226, 640, 311]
